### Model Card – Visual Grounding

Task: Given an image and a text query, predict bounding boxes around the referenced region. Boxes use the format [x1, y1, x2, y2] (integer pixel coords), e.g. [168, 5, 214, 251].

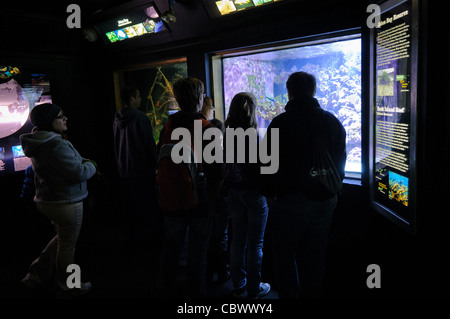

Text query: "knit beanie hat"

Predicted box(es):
[30, 103, 61, 130]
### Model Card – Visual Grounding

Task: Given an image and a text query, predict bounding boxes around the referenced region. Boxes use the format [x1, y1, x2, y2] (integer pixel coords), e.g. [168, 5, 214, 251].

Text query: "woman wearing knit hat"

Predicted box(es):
[19, 103, 97, 298]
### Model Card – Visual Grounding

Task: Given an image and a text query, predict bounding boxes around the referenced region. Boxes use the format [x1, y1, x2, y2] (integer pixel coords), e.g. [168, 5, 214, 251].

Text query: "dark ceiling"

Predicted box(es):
[1, 0, 197, 21]
[2, 0, 134, 18]
[1, 0, 365, 61]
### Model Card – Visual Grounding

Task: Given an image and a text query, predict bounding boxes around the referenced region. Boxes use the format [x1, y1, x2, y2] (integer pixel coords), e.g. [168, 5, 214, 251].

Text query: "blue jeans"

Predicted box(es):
[228, 188, 268, 296]
[159, 215, 212, 298]
[271, 192, 337, 298]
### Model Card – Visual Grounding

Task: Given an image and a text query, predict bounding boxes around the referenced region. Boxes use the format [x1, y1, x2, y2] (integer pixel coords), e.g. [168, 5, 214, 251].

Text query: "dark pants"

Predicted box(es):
[159, 215, 213, 298]
[271, 192, 337, 299]
[119, 176, 158, 245]
[208, 193, 230, 280]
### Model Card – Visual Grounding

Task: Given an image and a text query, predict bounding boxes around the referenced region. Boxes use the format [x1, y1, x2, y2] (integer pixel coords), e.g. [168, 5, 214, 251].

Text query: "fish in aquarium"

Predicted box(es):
[222, 38, 362, 172]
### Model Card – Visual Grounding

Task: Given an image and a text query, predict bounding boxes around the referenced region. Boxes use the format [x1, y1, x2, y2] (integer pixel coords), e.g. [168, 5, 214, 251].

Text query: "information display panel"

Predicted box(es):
[0, 69, 52, 175]
[93, 2, 167, 44]
[369, 0, 417, 233]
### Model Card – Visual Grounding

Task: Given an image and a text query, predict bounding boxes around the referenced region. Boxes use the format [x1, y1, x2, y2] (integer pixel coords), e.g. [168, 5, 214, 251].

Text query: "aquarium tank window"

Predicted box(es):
[117, 60, 188, 143]
[220, 37, 362, 175]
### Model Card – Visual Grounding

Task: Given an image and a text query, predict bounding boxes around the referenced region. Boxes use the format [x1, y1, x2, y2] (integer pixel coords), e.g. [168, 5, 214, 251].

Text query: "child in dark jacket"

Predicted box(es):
[156, 78, 224, 299]
[224, 92, 271, 299]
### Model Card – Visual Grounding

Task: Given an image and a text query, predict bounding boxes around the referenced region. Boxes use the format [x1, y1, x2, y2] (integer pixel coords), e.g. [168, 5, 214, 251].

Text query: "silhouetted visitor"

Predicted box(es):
[225, 92, 271, 299]
[113, 87, 158, 251]
[201, 96, 231, 285]
[156, 78, 223, 298]
[20, 103, 97, 298]
[19, 164, 36, 205]
[262, 71, 347, 298]
[201, 95, 215, 121]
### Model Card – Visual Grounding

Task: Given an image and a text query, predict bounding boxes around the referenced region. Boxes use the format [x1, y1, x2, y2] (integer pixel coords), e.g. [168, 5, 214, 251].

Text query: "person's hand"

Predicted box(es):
[84, 159, 101, 175]
[84, 158, 96, 167]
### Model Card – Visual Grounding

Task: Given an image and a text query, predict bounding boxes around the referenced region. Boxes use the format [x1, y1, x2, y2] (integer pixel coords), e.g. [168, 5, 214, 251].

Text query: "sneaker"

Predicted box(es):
[217, 267, 231, 285]
[56, 282, 93, 299]
[248, 282, 271, 299]
[232, 287, 248, 299]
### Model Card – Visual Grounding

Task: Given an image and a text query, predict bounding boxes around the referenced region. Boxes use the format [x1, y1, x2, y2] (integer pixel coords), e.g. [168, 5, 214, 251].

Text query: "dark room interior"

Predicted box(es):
[1, 0, 449, 310]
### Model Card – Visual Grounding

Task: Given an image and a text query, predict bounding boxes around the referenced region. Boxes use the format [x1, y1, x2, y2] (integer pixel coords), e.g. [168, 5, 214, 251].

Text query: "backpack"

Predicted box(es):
[302, 111, 343, 201]
[156, 117, 210, 212]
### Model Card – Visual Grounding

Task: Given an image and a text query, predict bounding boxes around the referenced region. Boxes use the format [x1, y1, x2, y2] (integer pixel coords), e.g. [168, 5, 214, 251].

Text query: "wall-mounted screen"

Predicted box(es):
[370, 0, 417, 233]
[113, 59, 188, 143]
[0, 69, 52, 174]
[213, 35, 362, 176]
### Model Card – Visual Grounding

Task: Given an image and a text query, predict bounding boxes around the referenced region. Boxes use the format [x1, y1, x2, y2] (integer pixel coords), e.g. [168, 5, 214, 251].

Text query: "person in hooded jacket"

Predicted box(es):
[113, 87, 159, 253]
[19, 103, 97, 298]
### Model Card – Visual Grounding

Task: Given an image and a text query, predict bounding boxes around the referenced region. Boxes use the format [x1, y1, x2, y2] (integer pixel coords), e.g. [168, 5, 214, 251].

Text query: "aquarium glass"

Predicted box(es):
[120, 61, 188, 143]
[222, 37, 362, 174]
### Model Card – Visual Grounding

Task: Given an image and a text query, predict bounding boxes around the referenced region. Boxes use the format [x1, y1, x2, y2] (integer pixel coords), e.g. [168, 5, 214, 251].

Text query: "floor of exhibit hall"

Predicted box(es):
[1, 203, 280, 300]
[2, 187, 449, 302]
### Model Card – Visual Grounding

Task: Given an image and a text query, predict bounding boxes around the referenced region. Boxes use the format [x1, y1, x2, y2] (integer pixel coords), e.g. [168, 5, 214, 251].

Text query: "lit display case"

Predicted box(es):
[369, 0, 418, 233]
[113, 59, 188, 143]
[0, 68, 52, 175]
[93, 2, 168, 44]
[211, 34, 362, 177]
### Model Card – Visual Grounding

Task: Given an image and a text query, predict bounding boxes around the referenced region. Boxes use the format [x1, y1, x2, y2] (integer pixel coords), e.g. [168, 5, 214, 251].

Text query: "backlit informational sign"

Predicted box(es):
[213, 0, 283, 16]
[94, 3, 167, 44]
[370, 0, 418, 233]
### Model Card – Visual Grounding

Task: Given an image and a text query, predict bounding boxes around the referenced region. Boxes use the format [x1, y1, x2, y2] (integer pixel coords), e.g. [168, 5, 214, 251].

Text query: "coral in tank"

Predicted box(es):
[223, 38, 362, 173]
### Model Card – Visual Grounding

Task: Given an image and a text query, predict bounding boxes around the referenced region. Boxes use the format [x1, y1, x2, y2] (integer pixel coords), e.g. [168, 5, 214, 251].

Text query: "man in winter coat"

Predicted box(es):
[113, 87, 158, 250]
[262, 71, 346, 299]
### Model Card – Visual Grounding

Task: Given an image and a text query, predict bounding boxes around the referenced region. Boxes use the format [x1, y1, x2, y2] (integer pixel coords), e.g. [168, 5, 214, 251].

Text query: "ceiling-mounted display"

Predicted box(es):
[205, 0, 283, 17]
[94, 2, 167, 44]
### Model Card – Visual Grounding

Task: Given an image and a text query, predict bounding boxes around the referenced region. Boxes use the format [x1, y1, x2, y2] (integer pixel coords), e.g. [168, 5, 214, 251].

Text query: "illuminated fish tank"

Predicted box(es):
[221, 37, 362, 173]
[116, 60, 188, 142]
